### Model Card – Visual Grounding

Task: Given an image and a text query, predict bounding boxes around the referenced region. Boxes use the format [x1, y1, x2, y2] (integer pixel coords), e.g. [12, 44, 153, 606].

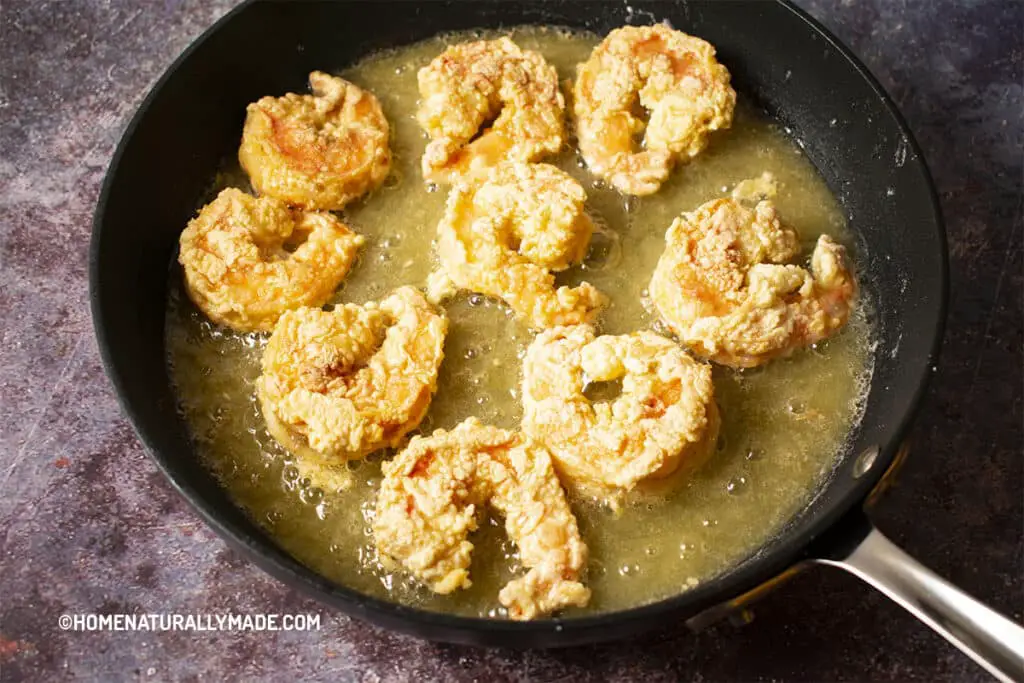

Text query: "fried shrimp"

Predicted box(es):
[522, 325, 719, 508]
[434, 162, 607, 328]
[374, 418, 590, 620]
[649, 197, 856, 368]
[417, 37, 565, 183]
[573, 24, 736, 195]
[256, 286, 447, 482]
[178, 188, 363, 333]
[239, 71, 391, 210]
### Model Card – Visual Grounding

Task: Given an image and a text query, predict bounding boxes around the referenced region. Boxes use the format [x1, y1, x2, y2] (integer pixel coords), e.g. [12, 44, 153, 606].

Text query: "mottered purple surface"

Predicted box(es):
[0, 1, 1020, 681]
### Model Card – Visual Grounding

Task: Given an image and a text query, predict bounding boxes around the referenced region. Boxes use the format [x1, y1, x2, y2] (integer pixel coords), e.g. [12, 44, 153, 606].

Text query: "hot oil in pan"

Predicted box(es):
[165, 27, 874, 617]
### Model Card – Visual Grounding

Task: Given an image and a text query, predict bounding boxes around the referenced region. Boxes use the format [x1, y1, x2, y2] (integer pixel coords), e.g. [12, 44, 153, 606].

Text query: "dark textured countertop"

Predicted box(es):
[1, 1, 1021, 680]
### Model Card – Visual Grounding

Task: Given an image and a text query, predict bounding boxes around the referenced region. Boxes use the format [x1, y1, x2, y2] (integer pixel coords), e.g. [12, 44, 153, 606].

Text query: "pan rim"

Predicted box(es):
[89, 0, 949, 644]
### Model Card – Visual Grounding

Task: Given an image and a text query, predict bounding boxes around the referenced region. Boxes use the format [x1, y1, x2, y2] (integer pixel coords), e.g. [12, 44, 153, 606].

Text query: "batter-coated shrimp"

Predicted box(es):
[573, 25, 736, 195]
[178, 188, 363, 333]
[649, 197, 856, 368]
[239, 71, 391, 210]
[434, 162, 607, 328]
[374, 418, 590, 620]
[256, 287, 447, 480]
[417, 37, 565, 183]
[522, 325, 719, 508]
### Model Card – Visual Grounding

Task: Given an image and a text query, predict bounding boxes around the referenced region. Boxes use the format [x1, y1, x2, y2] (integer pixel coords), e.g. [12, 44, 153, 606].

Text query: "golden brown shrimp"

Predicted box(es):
[373, 418, 590, 620]
[256, 287, 447, 486]
[649, 197, 856, 368]
[239, 71, 391, 210]
[573, 24, 736, 195]
[433, 162, 607, 328]
[417, 37, 565, 183]
[178, 188, 363, 333]
[521, 325, 719, 508]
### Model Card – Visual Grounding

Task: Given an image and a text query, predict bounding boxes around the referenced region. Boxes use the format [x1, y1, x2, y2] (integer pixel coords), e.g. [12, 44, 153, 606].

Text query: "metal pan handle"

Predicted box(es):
[815, 525, 1024, 682]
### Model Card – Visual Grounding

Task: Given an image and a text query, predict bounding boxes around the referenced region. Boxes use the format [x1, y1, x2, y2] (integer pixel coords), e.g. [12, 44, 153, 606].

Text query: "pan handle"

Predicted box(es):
[815, 525, 1024, 682]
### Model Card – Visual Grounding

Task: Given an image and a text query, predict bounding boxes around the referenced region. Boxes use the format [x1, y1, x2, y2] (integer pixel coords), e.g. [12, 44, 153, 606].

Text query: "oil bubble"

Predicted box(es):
[726, 476, 747, 495]
[583, 229, 622, 271]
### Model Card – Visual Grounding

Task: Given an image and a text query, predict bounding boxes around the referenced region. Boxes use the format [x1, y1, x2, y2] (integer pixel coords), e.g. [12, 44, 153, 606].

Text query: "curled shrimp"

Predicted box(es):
[373, 418, 590, 620]
[649, 197, 856, 368]
[432, 162, 607, 328]
[573, 25, 736, 195]
[521, 325, 719, 508]
[417, 37, 565, 183]
[178, 188, 363, 332]
[239, 71, 391, 210]
[256, 286, 447, 484]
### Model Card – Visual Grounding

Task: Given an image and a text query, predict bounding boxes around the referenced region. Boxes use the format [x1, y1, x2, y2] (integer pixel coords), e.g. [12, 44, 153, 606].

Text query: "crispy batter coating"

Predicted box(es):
[649, 197, 856, 367]
[417, 37, 565, 183]
[374, 418, 590, 620]
[573, 25, 736, 195]
[730, 171, 778, 204]
[256, 287, 448, 481]
[239, 72, 391, 210]
[434, 162, 607, 328]
[178, 188, 363, 333]
[521, 325, 719, 508]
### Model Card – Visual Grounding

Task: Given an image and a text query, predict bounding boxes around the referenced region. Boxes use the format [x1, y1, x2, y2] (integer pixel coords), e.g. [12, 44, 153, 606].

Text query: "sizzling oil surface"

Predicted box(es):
[166, 27, 873, 618]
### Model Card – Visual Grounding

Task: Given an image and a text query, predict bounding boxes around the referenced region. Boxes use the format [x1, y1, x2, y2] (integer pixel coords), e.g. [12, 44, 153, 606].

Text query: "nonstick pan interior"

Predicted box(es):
[90, 0, 945, 647]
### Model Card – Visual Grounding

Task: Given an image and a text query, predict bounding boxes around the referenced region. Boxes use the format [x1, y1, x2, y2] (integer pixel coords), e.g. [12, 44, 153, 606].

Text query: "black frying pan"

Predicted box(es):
[88, 0, 1024, 677]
